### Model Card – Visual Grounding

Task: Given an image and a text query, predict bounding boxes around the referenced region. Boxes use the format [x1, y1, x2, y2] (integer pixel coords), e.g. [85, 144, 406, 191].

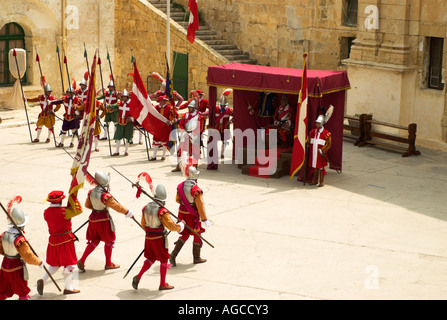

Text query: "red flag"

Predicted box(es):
[66, 55, 98, 219]
[187, 0, 199, 43]
[290, 53, 309, 180]
[36, 53, 40, 62]
[128, 61, 171, 141]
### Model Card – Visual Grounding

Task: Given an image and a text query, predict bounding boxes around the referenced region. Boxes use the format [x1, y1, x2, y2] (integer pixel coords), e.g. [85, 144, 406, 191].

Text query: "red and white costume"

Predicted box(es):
[214, 105, 233, 141]
[308, 127, 331, 173]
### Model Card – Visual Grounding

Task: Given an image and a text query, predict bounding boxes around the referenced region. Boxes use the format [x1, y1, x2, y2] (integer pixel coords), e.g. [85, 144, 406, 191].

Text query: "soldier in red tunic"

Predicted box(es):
[132, 184, 185, 291]
[37, 190, 80, 295]
[150, 96, 177, 161]
[308, 115, 332, 187]
[170, 163, 211, 266]
[0, 205, 44, 300]
[171, 99, 204, 172]
[77, 171, 133, 272]
[26, 83, 59, 144]
[51, 86, 84, 148]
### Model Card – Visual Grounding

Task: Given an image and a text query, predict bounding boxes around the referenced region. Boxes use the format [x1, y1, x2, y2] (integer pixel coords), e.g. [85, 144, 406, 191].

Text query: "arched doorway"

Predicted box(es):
[0, 22, 26, 86]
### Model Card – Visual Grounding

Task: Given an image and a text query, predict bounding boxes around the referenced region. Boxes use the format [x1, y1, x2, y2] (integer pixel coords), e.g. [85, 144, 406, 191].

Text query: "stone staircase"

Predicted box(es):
[150, 0, 258, 64]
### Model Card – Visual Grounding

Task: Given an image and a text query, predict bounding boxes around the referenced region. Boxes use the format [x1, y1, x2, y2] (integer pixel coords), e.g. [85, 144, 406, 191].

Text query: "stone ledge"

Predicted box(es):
[342, 59, 416, 73]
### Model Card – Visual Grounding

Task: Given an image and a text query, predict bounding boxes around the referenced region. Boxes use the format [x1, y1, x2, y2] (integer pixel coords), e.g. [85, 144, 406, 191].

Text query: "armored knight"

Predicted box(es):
[132, 184, 185, 291]
[170, 165, 211, 266]
[77, 171, 133, 272]
[108, 89, 134, 156]
[308, 114, 332, 187]
[172, 99, 203, 172]
[0, 207, 44, 300]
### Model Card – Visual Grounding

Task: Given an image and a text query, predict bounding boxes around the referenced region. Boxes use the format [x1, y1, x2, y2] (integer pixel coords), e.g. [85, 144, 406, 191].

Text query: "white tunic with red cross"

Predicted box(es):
[308, 127, 331, 169]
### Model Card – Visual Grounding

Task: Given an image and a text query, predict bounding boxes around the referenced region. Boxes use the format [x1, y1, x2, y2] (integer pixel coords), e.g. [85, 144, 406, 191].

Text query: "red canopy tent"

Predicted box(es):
[206, 62, 351, 176]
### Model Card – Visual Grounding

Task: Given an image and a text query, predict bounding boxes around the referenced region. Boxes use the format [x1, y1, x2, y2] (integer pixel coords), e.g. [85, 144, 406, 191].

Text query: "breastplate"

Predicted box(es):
[90, 187, 108, 211]
[183, 179, 196, 204]
[2, 231, 20, 257]
[143, 202, 162, 228]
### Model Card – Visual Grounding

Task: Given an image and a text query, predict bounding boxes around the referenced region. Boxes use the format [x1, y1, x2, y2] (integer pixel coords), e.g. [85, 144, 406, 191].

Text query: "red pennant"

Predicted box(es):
[135, 186, 142, 199]
[36, 53, 40, 62]
[98, 57, 102, 65]
[64, 56, 67, 64]
[13, 49, 17, 57]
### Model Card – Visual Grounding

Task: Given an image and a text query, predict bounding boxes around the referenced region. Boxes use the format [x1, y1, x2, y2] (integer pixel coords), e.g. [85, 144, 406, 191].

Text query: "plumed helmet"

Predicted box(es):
[66, 86, 75, 93]
[220, 95, 228, 106]
[315, 115, 325, 124]
[108, 81, 114, 88]
[95, 171, 111, 187]
[80, 78, 87, 86]
[44, 83, 52, 92]
[122, 89, 129, 97]
[9, 207, 29, 228]
[187, 166, 200, 180]
[154, 184, 168, 202]
[188, 99, 198, 110]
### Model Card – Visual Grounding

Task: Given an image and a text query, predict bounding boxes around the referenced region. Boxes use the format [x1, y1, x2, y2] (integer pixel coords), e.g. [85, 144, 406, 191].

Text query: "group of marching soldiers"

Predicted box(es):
[22, 71, 235, 164]
[0, 158, 211, 300]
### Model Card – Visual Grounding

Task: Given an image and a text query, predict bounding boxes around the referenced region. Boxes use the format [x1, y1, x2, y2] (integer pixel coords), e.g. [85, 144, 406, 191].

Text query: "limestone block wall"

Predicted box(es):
[0, 0, 115, 108]
[114, 0, 227, 99]
[174, 0, 357, 70]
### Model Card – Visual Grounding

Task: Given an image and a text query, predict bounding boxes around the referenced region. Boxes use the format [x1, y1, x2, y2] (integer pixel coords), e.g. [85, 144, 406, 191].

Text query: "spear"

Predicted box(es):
[106, 45, 116, 92]
[0, 202, 62, 292]
[62, 47, 72, 92]
[98, 54, 112, 156]
[56, 44, 65, 94]
[110, 166, 214, 248]
[60, 147, 144, 233]
[35, 47, 57, 147]
[13, 49, 33, 143]
[84, 43, 90, 79]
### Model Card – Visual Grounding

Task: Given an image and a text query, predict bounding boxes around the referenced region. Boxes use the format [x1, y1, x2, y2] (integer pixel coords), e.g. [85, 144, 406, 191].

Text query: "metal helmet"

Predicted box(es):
[219, 95, 228, 106]
[187, 166, 200, 180]
[188, 99, 198, 110]
[44, 83, 52, 92]
[315, 115, 325, 124]
[95, 171, 111, 187]
[66, 86, 75, 93]
[108, 81, 114, 88]
[160, 82, 166, 92]
[9, 207, 29, 228]
[80, 78, 87, 86]
[153, 184, 168, 202]
[122, 89, 129, 98]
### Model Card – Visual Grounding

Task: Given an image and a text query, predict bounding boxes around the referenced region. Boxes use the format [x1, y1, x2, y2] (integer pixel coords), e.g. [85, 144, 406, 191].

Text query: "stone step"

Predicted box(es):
[202, 39, 232, 46]
[208, 44, 239, 51]
[231, 59, 259, 65]
[222, 53, 251, 61]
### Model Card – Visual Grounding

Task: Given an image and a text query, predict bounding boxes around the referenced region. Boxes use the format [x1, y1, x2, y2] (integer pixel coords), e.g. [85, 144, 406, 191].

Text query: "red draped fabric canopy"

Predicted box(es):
[207, 62, 351, 174]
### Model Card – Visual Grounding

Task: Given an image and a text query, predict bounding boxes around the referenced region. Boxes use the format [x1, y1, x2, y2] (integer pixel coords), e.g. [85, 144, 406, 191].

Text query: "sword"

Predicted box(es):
[110, 166, 214, 248]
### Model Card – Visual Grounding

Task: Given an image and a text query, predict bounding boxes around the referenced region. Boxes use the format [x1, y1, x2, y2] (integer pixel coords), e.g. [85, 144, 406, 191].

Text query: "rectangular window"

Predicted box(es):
[428, 37, 444, 90]
[343, 0, 358, 27]
[340, 37, 356, 61]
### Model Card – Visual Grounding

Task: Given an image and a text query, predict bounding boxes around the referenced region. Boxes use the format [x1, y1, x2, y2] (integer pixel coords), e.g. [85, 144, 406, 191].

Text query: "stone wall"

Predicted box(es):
[0, 0, 115, 107]
[114, 0, 227, 99]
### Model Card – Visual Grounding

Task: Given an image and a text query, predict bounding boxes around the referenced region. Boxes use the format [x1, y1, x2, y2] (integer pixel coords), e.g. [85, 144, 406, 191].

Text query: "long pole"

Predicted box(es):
[56, 44, 65, 94]
[110, 166, 214, 248]
[98, 55, 112, 156]
[60, 147, 144, 233]
[0, 202, 61, 292]
[167, 0, 170, 68]
[13, 50, 33, 143]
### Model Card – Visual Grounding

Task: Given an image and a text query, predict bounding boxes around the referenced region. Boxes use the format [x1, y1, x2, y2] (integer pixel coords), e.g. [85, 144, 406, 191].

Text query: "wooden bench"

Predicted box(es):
[343, 114, 364, 146]
[357, 114, 421, 157]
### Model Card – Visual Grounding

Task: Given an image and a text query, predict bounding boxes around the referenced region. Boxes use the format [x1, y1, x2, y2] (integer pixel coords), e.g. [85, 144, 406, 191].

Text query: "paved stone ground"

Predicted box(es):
[0, 106, 446, 302]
